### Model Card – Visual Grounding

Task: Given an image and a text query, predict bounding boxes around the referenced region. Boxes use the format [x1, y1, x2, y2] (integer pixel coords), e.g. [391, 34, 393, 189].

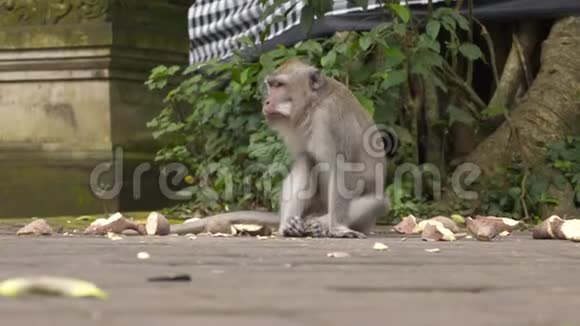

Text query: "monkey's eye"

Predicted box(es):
[267, 78, 284, 88]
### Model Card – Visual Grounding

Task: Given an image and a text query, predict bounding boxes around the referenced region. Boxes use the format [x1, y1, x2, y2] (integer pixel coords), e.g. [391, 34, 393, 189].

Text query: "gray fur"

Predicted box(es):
[264, 60, 388, 238]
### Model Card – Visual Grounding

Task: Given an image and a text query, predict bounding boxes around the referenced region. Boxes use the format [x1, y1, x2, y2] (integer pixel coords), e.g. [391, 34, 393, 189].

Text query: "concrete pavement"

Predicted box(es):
[1, 233, 579, 326]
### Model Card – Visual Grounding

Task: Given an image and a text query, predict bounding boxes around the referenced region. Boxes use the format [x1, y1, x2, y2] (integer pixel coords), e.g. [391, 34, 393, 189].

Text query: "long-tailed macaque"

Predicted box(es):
[262, 59, 388, 238]
[170, 59, 387, 238]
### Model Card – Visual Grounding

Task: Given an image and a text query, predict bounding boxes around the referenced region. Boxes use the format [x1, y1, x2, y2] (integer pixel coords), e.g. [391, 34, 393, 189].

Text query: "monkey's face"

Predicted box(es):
[262, 75, 293, 122]
[262, 66, 324, 126]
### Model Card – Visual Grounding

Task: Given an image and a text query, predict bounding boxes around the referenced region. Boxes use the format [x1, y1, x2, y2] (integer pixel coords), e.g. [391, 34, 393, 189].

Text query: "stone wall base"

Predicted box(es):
[0, 1, 190, 216]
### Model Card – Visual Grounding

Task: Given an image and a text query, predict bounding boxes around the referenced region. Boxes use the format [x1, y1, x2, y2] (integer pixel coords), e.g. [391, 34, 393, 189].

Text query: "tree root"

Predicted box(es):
[438, 17, 580, 218]
[486, 22, 542, 128]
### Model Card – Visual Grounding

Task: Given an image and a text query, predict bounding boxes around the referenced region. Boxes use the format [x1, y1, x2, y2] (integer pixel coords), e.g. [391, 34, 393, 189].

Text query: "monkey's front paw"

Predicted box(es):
[304, 219, 328, 238]
[329, 225, 367, 239]
[279, 216, 305, 237]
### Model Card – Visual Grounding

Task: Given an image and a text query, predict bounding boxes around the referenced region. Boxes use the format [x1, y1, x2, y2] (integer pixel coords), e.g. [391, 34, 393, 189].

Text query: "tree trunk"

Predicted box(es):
[467, 17, 580, 177]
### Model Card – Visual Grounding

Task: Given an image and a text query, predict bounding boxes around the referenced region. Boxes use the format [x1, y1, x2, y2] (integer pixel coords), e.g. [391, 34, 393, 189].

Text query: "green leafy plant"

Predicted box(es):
[479, 163, 560, 219]
[547, 136, 580, 206]
[478, 137, 580, 220]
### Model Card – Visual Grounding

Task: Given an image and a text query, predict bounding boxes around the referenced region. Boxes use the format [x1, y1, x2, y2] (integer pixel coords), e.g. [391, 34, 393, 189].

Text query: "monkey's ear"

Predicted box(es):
[309, 69, 324, 91]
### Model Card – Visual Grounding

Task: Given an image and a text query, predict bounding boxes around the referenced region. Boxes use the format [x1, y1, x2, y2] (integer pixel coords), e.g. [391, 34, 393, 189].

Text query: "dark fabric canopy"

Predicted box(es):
[188, 0, 580, 64]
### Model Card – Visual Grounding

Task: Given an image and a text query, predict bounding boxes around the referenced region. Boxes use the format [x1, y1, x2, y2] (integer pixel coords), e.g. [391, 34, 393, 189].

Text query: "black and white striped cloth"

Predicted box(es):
[188, 0, 446, 64]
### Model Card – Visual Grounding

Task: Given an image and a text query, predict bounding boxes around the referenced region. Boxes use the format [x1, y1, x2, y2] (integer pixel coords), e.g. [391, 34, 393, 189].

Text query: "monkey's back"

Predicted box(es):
[320, 78, 387, 163]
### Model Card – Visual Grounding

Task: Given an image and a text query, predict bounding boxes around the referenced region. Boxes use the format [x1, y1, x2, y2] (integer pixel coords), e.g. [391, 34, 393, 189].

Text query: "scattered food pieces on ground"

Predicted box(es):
[327, 252, 351, 258]
[421, 220, 456, 242]
[392, 214, 418, 234]
[107, 232, 123, 241]
[465, 216, 520, 241]
[211, 232, 232, 237]
[532, 215, 580, 242]
[373, 242, 388, 251]
[16, 219, 53, 236]
[533, 215, 566, 239]
[560, 219, 580, 242]
[450, 214, 465, 225]
[415, 216, 460, 234]
[145, 212, 170, 236]
[231, 224, 272, 236]
[84, 212, 144, 236]
[0, 276, 107, 299]
[137, 252, 151, 260]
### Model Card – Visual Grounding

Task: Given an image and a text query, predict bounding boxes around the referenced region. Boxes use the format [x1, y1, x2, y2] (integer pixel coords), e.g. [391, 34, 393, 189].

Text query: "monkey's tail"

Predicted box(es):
[170, 211, 280, 235]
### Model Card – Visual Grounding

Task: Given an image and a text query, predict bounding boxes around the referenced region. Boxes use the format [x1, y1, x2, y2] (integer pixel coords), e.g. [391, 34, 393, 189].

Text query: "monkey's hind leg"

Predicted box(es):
[347, 195, 388, 235]
[304, 217, 366, 238]
[303, 215, 366, 239]
[304, 196, 387, 238]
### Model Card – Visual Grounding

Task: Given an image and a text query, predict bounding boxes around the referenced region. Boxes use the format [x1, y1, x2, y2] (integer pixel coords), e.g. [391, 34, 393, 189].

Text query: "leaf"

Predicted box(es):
[447, 105, 476, 126]
[300, 5, 315, 34]
[389, 3, 410, 23]
[527, 175, 550, 200]
[572, 173, 580, 184]
[459, 43, 483, 61]
[417, 35, 440, 53]
[393, 23, 407, 36]
[380, 69, 407, 90]
[410, 49, 443, 75]
[334, 42, 348, 54]
[440, 15, 456, 33]
[392, 125, 413, 144]
[321, 50, 337, 68]
[554, 160, 572, 171]
[482, 105, 507, 119]
[552, 173, 570, 190]
[166, 122, 184, 133]
[297, 40, 323, 55]
[452, 11, 470, 31]
[240, 67, 252, 84]
[508, 187, 522, 198]
[238, 36, 255, 47]
[183, 63, 202, 75]
[383, 48, 406, 68]
[261, 0, 288, 18]
[359, 35, 372, 51]
[260, 25, 271, 43]
[430, 74, 448, 93]
[426, 20, 441, 39]
[354, 92, 375, 115]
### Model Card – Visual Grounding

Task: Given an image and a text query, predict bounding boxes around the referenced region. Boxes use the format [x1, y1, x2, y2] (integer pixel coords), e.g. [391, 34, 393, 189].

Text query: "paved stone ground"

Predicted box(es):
[1, 232, 580, 326]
